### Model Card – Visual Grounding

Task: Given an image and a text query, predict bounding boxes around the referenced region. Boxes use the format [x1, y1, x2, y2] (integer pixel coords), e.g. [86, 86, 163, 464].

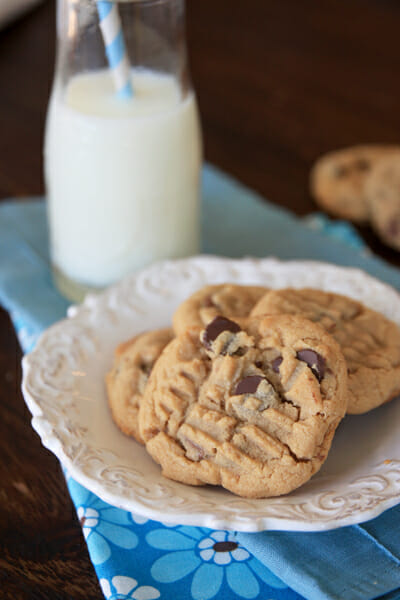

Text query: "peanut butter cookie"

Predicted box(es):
[139, 315, 347, 498]
[366, 152, 400, 251]
[106, 328, 174, 443]
[251, 288, 400, 414]
[173, 284, 267, 335]
[310, 145, 398, 223]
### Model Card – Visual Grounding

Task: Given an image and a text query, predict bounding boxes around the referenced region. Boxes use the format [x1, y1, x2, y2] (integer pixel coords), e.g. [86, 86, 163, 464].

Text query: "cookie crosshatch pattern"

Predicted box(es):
[139, 315, 347, 498]
[67, 475, 303, 600]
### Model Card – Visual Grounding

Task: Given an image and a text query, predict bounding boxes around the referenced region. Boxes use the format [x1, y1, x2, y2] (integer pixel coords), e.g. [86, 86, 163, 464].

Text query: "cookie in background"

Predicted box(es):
[366, 152, 400, 251]
[310, 145, 400, 251]
[310, 145, 398, 223]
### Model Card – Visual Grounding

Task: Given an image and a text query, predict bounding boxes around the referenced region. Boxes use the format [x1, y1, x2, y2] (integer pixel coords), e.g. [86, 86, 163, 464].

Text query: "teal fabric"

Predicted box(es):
[237, 510, 400, 600]
[1, 164, 399, 600]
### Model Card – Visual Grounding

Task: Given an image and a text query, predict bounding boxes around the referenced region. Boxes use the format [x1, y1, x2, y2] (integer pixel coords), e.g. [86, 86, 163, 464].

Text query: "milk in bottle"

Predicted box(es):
[45, 69, 201, 290]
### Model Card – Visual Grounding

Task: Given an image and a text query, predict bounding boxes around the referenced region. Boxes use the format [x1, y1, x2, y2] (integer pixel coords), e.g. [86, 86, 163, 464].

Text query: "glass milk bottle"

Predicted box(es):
[45, 0, 202, 302]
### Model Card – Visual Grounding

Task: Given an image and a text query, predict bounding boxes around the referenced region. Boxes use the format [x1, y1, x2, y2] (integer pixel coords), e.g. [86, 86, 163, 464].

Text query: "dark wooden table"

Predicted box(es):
[1, 1, 400, 597]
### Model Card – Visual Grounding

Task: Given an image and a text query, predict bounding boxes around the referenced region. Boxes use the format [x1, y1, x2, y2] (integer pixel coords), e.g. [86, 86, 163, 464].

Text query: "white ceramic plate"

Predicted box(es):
[22, 256, 400, 532]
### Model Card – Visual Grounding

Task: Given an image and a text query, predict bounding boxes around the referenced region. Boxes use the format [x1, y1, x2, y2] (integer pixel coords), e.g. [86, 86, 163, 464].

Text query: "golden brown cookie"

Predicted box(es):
[366, 153, 400, 250]
[310, 145, 398, 223]
[139, 315, 347, 498]
[251, 288, 400, 414]
[106, 328, 174, 443]
[173, 284, 267, 335]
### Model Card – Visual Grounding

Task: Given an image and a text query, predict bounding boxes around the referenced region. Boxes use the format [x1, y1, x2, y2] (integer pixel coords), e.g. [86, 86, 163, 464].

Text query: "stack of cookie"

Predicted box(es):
[311, 145, 400, 250]
[106, 284, 400, 498]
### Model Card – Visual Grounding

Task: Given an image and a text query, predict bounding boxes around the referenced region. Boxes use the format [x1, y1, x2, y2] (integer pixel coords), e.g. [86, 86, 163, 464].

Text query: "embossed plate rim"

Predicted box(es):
[21, 255, 400, 531]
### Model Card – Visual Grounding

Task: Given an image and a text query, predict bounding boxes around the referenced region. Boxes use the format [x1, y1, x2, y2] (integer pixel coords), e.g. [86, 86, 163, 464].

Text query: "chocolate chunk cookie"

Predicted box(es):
[106, 328, 174, 443]
[310, 145, 398, 223]
[139, 315, 347, 498]
[173, 284, 268, 336]
[251, 288, 400, 414]
[366, 153, 400, 250]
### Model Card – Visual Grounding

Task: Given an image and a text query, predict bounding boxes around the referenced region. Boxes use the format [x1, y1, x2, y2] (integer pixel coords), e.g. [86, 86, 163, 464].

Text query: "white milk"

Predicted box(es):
[44, 69, 202, 288]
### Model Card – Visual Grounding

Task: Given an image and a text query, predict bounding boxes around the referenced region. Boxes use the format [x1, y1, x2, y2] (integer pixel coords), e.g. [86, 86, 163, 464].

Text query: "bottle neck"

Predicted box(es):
[55, 0, 190, 94]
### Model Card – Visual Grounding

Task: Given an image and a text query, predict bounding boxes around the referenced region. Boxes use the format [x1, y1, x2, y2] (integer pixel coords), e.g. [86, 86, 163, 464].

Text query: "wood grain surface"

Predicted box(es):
[1, 0, 400, 597]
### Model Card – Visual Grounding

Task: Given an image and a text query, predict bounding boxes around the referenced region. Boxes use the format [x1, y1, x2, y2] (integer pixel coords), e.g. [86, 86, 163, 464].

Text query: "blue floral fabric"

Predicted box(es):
[66, 475, 300, 600]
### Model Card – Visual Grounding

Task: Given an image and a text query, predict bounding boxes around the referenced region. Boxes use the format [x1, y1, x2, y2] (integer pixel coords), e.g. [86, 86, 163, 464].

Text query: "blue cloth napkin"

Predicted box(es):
[1, 164, 399, 600]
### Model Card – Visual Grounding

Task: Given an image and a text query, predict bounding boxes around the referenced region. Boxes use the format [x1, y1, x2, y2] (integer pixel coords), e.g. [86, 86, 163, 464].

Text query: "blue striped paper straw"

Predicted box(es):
[97, 1, 133, 99]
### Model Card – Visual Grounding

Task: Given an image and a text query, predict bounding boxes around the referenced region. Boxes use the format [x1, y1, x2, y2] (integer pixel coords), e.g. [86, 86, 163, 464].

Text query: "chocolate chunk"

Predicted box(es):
[334, 165, 348, 178]
[234, 375, 264, 395]
[255, 361, 263, 368]
[354, 158, 370, 172]
[296, 349, 326, 382]
[272, 356, 283, 373]
[202, 316, 241, 349]
[139, 362, 152, 375]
